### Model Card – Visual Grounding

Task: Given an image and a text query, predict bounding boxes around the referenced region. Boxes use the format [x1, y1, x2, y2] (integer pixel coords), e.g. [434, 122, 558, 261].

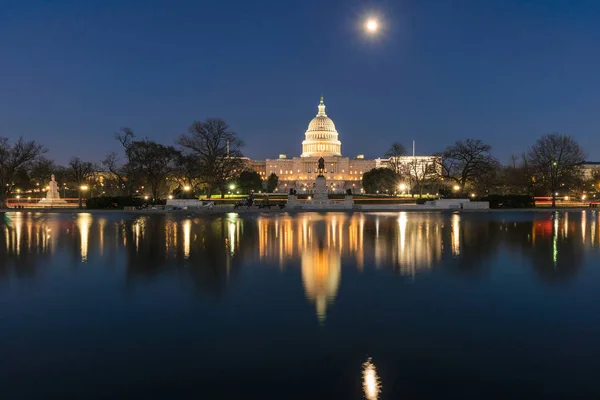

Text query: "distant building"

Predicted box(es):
[580, 161, 600, 180]
[249, 97, 440, 193]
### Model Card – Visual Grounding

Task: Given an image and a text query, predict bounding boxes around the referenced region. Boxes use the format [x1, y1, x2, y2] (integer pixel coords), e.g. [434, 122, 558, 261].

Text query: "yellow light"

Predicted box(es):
[80, 185, 88, 191]
[362, 358, 381, 400]
[168, 195, 173, 200]
[183, 185, 191, 192]
[470, 193, 475, 198]
[453, 185, 460, 191]
[365, 18, 379, 33]
[399, 183, 406, 191]
[229, 184, 235, 190]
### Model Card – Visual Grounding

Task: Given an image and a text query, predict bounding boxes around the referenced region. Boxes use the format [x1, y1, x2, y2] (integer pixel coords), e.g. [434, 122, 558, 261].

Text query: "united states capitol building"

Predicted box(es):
[249, 97, 440, 193]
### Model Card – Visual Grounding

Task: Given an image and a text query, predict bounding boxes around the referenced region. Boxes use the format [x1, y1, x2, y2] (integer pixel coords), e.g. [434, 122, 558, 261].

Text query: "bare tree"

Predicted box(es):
[527, 133, 586, 207]
[69, 157, 95, 208]
[408, 158, 435, 197]
[437, 139, 499, 193]
[499, 154, 536, 195]
[127, 140, 179, 201]
[173, 153, 203, 194]
[385, 142, 407, 175]
[0, 137, 47, 208]
[178, 119, 245, 198]
[102, 128, 141, 196]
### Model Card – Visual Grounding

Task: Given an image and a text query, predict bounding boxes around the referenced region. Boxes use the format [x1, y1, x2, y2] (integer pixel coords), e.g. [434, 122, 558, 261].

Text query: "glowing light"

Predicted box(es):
[399, 183, 407, 191]
[80, 185, 88, 191]
[229, 184, 236, 190]
[362, 358, 381, 400]
[77, 213, 92, 262]
[451, 213, 461, 256]
[470, 193, 476, 198]
[553, 213, 559, 265]
[365, 18, 379, 34]
[183, 185, 191, 192]
[453, 185, 460, 192]
[398, 212, 407, 253]
[183, 219, 191, 259]
[168, 195, 173, 200]
[144, 195, 149, 200]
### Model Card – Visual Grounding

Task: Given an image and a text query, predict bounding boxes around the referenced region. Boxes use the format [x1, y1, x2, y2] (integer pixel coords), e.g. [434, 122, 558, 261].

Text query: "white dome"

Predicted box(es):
[301, 97, 342, 157]
[307, 115, 336, 133]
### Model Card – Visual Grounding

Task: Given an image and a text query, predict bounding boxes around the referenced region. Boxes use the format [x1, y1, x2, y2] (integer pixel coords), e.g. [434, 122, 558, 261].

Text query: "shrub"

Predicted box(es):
[86, 196, 148, 209]
[482, 195, 534, 209]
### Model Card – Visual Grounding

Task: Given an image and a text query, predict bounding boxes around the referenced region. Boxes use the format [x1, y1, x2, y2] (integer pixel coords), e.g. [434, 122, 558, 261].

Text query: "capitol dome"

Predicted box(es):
[301, 96, 342, 157]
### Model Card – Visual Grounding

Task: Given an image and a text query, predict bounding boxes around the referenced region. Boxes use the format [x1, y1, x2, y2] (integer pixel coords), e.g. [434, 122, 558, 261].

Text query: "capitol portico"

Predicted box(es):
[250, 96, 440, 193]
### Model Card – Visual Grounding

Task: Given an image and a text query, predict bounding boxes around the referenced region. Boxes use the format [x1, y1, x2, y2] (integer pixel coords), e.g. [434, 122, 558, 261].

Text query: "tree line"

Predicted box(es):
[0, 119, 255, 208]
[364, 133, 590, 207]
[0, 122, 592, 208]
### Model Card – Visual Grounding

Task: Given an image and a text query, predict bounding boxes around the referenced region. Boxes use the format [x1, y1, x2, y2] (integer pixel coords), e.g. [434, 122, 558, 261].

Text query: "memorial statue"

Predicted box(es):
[317, 157, 325, 176]
[47, 174, 61, 200]
[38, 174, 67, 205]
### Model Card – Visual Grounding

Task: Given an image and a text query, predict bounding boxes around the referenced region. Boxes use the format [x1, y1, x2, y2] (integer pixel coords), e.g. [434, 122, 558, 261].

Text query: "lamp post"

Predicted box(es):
[79, 185, 88, 209]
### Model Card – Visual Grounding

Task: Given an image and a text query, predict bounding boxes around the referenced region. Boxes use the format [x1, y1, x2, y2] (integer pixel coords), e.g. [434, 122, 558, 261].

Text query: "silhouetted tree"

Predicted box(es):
[102, 128, 143, 196]
[237, 170, 262, 194]
[178, 119, 245, 198]
[127, 140, 179, 201]
[437, 139, 499, 193]
[385, 142, 407, 174]
[362, 168, 400, 194]
[0, 137, 46, 208]
[68, 157, 95, 208]
[266, 173, 279, 193]
[527, 133, 586, 207]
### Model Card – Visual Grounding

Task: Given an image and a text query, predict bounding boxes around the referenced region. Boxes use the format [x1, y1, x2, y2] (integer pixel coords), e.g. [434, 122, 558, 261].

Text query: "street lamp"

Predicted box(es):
[183, 185, 191, 192]
[453, 185, 460, 192]
[229, 184, 236, 191]
[79, 185, 88, 209]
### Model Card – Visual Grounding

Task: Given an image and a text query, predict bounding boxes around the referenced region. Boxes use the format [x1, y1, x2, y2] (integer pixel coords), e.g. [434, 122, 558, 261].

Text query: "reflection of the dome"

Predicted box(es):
[2, 211, 597, 286]
[301, 244, 341, 322]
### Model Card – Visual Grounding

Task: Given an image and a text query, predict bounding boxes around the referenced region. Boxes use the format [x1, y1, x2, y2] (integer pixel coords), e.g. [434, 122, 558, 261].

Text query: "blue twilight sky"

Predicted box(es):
[1, 0, 600, 165]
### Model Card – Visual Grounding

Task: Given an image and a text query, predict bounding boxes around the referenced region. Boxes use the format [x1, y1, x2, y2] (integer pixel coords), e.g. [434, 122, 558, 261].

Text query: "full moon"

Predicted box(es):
[365, 18, 379, 33]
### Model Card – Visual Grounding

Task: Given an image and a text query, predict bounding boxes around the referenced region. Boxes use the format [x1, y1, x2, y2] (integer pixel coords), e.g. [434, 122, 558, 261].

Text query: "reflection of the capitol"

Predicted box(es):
[257, 212, 445, 320]
[4, 211, 600, 298]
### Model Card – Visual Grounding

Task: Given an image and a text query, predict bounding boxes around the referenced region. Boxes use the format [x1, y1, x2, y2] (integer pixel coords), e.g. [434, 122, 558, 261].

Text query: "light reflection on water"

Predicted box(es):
[2, 210, 600, 398]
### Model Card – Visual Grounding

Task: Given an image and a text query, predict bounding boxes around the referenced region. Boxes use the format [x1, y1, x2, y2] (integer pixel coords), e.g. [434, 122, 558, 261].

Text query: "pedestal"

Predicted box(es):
[313, 176, 328, 201]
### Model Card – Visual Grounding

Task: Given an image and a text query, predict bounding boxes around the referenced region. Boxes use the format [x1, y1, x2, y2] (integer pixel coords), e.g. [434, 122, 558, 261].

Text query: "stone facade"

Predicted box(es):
[249, 97, 438, 193]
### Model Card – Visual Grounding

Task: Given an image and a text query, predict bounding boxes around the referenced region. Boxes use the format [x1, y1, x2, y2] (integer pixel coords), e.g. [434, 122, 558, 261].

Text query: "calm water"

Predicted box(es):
[1, 211, 600, 398]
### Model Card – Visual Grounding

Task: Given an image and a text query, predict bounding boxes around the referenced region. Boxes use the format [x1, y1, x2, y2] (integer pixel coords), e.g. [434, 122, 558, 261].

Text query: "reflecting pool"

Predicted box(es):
[2, 211, 600, 398]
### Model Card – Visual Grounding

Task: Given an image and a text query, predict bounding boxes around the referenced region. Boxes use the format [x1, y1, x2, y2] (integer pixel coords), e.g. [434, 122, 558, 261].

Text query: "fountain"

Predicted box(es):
[38, 174, 67, 207]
